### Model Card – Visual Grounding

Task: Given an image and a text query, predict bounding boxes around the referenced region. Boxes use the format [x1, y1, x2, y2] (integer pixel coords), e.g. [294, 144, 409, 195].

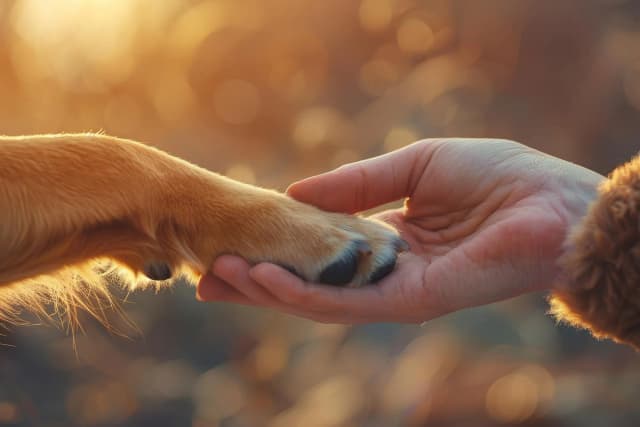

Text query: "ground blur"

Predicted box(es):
[1, 1, 639, 426]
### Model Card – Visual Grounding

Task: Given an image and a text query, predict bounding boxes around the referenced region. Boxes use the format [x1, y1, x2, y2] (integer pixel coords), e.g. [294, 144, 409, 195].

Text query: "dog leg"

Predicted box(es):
[0, 134, 404, 296]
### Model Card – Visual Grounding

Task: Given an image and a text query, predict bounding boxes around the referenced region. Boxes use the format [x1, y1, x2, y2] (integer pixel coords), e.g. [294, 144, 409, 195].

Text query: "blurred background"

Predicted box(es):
[1, 0, 639, 426]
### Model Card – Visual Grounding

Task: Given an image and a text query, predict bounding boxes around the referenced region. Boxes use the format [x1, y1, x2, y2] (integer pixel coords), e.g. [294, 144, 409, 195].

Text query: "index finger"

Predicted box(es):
[287, 140, 440, 214]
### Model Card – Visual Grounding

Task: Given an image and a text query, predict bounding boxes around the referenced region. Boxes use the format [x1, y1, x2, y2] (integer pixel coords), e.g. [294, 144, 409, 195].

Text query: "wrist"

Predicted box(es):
[551, 166, 605, 290]
[558, 167, 605, 235]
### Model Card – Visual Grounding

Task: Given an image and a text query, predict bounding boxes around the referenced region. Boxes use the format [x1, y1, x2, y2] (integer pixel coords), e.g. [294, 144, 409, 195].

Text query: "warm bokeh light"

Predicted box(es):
[396, 17, 435, 54]
[382, 332, 461, 414]
[213, 79, 262, 125]
[485, 365, 555, 423]
[292, 107, 350, 149]
[68, 382, 137, 425]
[384, 126, 419, 151]
[2, 0, 640, 426]
[193, 365, 248, 421]
[359, 58, 400, 96]
[0, 401, 20, 424]
[359, 0, 394, 32]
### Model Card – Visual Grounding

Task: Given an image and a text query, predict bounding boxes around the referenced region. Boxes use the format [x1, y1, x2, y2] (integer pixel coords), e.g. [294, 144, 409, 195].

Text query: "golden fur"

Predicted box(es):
[551, 153, 640, 350]
[0, 133, 400, 329]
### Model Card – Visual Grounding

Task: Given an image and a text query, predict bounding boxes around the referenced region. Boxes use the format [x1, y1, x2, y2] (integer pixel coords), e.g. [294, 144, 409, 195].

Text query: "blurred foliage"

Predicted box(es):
[1, 0, 640, 426]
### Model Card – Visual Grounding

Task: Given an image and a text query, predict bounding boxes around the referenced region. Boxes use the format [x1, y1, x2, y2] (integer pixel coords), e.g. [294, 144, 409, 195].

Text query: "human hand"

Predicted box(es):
[197, 139, 604, 323]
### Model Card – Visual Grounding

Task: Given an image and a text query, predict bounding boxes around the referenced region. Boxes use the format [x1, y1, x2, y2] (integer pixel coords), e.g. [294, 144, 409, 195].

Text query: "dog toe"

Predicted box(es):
[318, 240, 368, 286]
[369, 255, 397, 283]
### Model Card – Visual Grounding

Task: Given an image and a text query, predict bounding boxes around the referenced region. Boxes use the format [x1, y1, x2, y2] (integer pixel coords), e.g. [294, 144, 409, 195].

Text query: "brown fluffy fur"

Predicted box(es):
[550, 153, 640, 350]
[0, 133, 399, 330]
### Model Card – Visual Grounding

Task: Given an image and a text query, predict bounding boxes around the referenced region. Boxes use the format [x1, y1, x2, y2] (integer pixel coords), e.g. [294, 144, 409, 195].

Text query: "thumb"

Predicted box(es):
[287, 140, 434, 214]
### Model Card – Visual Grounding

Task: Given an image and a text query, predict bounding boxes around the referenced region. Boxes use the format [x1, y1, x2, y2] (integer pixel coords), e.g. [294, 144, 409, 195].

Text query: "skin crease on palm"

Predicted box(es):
[196, 139, 605, 324]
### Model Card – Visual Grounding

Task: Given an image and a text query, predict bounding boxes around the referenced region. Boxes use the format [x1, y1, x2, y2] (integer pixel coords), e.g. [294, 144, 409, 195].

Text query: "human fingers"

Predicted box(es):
[207, 255, 285, 307]
[214, 256, 378, 321]
[198, 257, 375, 323]
[247, 262, 429, 323]
[196, 273, 259, 305]
[286, 140, 442, 214]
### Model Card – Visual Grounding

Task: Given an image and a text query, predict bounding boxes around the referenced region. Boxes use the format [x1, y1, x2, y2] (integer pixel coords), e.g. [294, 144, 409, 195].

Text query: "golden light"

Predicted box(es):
[396, 17, 435, 54]
[0, 1, 627, 425]
[382, 332, 461, 413]
[265, 30, 329, 102]
[486, 373, 538, 423]
[193, 366, 248, 422]
[226, 0, 265, 31]
[485, 365, 555, 423]
[11, 0, 138, 88]
[167, 0, 227, 60]
[303, 375, 364, 422]
[252, 335, 289, 381]
[330, 148, 359, 168]
[359, 0, 395, 32]
[147, 67, 196, 124]
[270, 375, 364, 427]
[384, 127, 418, 152]
[225, 164, 257, 185]
[359, 59, 399, 96]
[213, 79, 261, 125]
[292, 107, 346, 149]
[103, 95, 143, 136]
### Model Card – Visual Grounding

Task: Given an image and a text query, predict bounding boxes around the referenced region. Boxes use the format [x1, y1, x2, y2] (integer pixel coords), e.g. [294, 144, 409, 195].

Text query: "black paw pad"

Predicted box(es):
[369, 256, 397, 283]
[143, 261, 172, 281]
[318, 241, 363, 286]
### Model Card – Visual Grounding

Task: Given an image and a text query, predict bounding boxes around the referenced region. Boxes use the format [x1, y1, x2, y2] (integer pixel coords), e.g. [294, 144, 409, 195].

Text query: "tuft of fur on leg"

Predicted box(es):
[0, 259, 200, 336]
[0, 134, 219, 330]
[0, 262, 127, 335]
[550, 153, 640, 350]
[0, 216, 205, 333]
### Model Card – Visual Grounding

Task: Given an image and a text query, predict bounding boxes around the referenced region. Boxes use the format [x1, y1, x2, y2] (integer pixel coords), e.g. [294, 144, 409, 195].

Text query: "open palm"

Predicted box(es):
[197, 139, 603, 324]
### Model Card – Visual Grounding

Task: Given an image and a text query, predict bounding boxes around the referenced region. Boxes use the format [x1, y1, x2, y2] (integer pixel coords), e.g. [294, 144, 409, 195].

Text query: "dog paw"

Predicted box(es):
[228, 195, 409, 287]
[153, 180, 408, 288]
[306, 215, 409, 287]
